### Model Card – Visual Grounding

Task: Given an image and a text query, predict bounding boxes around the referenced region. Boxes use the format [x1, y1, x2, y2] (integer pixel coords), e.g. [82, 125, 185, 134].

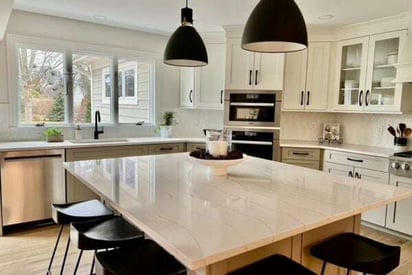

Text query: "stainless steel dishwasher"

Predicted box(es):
[0, 149, 65, 230]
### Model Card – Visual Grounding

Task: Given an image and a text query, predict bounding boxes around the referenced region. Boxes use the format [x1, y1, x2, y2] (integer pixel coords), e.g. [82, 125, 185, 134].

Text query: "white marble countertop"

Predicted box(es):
[63, 153, 412, 270]
[0, 137, 205, 152]
[280, 140, 396, 158]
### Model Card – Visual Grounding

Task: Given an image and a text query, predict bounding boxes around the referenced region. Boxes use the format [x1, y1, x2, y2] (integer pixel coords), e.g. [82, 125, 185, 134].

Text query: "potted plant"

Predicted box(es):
[44, 127, 64, 142]
[159, 111, 176, 138]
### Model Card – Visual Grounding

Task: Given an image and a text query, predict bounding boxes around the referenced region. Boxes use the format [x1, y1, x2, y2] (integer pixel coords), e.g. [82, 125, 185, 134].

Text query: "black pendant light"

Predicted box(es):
[242, 0, 308, 53]
[164, 0, 208, 67]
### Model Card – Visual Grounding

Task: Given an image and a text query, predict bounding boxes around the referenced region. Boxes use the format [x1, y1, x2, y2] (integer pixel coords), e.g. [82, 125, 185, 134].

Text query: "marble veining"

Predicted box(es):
[64, 153, 412, 270]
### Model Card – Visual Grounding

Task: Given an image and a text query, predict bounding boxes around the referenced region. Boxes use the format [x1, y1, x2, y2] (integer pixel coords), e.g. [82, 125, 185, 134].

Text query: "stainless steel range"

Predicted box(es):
[389, 151, 412, 177]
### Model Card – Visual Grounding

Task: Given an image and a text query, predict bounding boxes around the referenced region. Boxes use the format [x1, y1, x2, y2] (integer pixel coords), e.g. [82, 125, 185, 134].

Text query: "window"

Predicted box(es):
[102, 61, 138, 105]
[10, 35, 157, 126]
[17, 48, 65, 124]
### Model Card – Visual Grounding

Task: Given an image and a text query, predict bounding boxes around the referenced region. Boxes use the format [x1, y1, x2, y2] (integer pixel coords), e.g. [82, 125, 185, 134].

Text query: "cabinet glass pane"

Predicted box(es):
[338, 44, 362, 106]
[369, 38, 399, 106]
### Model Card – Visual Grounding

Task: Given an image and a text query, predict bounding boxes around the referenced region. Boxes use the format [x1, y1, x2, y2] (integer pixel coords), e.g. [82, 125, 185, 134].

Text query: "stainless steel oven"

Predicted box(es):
[224, 90, 281, 128]
[228, 128, 280, 161]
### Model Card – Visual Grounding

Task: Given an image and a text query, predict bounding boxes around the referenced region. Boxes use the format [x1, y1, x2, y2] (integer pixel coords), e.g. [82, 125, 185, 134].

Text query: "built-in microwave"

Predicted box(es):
[224, 90, 281, 128]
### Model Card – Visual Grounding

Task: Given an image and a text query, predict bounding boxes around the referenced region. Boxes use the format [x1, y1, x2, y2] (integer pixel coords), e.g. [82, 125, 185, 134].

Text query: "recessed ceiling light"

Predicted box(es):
[318, 14, 334, 21]
[93, 15, 107, 20]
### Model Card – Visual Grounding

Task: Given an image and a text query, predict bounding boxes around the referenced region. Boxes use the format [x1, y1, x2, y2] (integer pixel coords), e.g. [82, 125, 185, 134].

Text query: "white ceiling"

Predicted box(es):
[13, 0, 412, 34]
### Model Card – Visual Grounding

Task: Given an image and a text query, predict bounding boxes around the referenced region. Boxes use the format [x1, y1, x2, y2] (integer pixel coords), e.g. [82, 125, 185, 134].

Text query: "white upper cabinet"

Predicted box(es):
[334, 30, 411, 113]
[225, 39, 284, 90]
[180, 42, 225, 110]
[283, 42, 331, 111]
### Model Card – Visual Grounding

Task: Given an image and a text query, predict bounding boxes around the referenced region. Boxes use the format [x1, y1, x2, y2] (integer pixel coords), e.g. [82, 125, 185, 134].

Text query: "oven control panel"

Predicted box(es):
[389, 158, 412, 178]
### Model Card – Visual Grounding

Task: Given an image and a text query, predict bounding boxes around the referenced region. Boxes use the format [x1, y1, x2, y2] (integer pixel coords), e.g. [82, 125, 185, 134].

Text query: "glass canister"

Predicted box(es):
[205, 129, 232, 157]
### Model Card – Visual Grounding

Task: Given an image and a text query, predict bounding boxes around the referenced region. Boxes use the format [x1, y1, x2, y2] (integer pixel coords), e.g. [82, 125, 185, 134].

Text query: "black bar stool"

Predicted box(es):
[70, 216, 145, 274]
[95, 239, 186, 275]
[47, 200, 114, 275]
[310, 232, 401, 275]
[228, 254, 316, 275]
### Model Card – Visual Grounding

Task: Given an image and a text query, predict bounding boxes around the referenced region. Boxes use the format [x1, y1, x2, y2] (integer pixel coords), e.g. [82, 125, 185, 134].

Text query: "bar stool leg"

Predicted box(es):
[73, 250, 83, 275]
[59, 236, 71, 275]
[46, 224, 64, 275]
[89, 250, 97, 275]
[320, 261, 326, 275]
[346, 269, 350, 275]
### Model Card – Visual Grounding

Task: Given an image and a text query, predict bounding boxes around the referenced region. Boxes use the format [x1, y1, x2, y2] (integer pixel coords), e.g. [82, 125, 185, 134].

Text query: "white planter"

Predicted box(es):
[160, 126, 173, 138]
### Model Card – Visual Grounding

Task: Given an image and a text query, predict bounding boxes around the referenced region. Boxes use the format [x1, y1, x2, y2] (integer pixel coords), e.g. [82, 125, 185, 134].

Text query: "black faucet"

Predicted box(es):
[94, 110, 104, 139]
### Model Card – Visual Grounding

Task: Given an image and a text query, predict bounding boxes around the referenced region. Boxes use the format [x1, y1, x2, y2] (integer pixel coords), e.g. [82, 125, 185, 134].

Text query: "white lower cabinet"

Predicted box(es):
[323, 150, 388, 226]
[386, 175, 412, 235]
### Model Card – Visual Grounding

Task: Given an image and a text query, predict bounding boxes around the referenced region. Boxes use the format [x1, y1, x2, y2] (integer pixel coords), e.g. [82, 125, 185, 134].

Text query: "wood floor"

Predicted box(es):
[0, 225, 411, 274]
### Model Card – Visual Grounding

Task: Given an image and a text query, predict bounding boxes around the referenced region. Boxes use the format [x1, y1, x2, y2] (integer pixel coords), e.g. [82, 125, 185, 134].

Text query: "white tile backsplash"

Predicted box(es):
[281, 112, 412, 149]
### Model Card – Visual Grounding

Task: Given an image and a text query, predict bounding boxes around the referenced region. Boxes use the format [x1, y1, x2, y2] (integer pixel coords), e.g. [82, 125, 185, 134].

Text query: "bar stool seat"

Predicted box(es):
[70, 216, 145, 274]
[310, 232, 401, 275]
[228, 254, 316, 275]
[95, 239, 186, 275]
[47, 200, 114, 275]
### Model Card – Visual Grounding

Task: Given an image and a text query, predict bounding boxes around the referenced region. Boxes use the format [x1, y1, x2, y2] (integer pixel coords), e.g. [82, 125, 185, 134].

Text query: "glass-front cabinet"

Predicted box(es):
[334, 30, 406, 112]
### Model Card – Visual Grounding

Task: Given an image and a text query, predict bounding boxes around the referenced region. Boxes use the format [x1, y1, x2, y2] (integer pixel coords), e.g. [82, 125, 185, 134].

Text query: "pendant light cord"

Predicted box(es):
[186, 0, 188, 8]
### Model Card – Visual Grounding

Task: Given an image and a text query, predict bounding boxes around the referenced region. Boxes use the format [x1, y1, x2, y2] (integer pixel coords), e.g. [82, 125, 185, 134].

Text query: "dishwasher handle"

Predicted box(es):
[4, 154, 63, 162]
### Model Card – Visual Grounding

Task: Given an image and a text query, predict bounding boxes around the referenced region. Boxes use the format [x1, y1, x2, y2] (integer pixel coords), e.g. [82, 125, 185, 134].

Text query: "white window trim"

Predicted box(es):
[102, 61, 138, 105]
[7, 34, 159, 127]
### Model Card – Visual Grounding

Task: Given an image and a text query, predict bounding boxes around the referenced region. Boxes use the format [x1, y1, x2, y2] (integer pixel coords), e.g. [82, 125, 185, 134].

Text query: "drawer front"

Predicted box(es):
[148, 143, 185, 155]
[66, 145, 148, 161]
[282, 147, 320, 161]
[186, 142, 206, 152]
[282, 159, 320, 170]
[324, 150, 388, 172]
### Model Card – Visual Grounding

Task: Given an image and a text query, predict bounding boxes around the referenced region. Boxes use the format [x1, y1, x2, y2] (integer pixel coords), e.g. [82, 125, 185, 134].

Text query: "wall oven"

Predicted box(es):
[224, 90, 281, 128]
[228, 128, 280, 161]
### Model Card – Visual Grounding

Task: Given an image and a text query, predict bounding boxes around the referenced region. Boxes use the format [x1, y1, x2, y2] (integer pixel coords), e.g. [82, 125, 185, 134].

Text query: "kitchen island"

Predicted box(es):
[64, 153, 412, 274]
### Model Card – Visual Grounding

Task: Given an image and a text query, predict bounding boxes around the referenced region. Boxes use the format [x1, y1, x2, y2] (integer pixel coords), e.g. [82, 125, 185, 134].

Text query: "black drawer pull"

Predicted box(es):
[292, 152, 309, 156]
[347, 157, 363, 163]
[160, 147, 174, 151]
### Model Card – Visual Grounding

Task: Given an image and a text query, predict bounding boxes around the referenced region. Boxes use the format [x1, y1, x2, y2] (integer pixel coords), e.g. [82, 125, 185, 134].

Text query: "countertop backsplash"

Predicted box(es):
[281, 112, 412, 149]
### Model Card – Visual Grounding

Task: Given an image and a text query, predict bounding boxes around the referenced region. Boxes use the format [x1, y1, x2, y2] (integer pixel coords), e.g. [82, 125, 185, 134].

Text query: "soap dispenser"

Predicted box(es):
[74, 125, 82, 140]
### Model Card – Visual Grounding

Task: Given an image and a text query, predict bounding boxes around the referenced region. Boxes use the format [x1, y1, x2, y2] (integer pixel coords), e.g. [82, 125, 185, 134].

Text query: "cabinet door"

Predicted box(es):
[180, 67, 195, 108]
[305, 42, 331, 110]
[283, 50, 307, 110]
[364, 31, 406, 112]
[253, 53, 285, 90]
[225, 40, 254, 89]
[355, 167, 388, 226]
[197, 43, 225, 109]
[334, 37, 369, 111]
[323, 162, 353, 177]
[387, 175, 412, 235]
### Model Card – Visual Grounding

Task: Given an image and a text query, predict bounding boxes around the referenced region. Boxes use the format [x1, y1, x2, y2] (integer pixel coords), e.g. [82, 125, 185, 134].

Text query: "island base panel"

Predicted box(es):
[201, 215, 360, 275]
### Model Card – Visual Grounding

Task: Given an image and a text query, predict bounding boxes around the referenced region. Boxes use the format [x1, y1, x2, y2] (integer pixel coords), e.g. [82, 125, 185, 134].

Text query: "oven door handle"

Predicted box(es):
[230, 102, 275, 107]
[232, 140, 273, 146]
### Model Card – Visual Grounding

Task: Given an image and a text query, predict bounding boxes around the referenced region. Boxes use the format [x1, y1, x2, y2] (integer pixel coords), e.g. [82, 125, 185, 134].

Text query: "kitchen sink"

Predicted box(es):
[68, 138, 129, 144]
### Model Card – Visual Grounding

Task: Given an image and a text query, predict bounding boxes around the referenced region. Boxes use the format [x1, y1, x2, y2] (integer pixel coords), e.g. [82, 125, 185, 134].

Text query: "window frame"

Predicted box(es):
[7, 34, 158, 127]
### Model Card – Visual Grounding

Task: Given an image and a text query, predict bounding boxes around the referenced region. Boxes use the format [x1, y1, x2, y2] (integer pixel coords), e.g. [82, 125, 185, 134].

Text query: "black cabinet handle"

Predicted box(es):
[365, 90, 370, 106]
[249, 70, 253, 86]
[160, 147, 174, 151]
[306, 91, 310, 106]
[292, 152, 309, 156]
[220, 90, 223, 104]
[255, 70, 258, 86]
[300, 91, 304, 106]
[359, 90, 363, 106]
[189, 89, 193, 103]
[347, 157, 363, 163]
[393, 201, 397, 223]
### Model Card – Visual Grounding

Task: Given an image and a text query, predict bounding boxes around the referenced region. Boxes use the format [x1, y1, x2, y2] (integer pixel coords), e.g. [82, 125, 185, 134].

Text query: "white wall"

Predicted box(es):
[0, 10, 223, 141]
